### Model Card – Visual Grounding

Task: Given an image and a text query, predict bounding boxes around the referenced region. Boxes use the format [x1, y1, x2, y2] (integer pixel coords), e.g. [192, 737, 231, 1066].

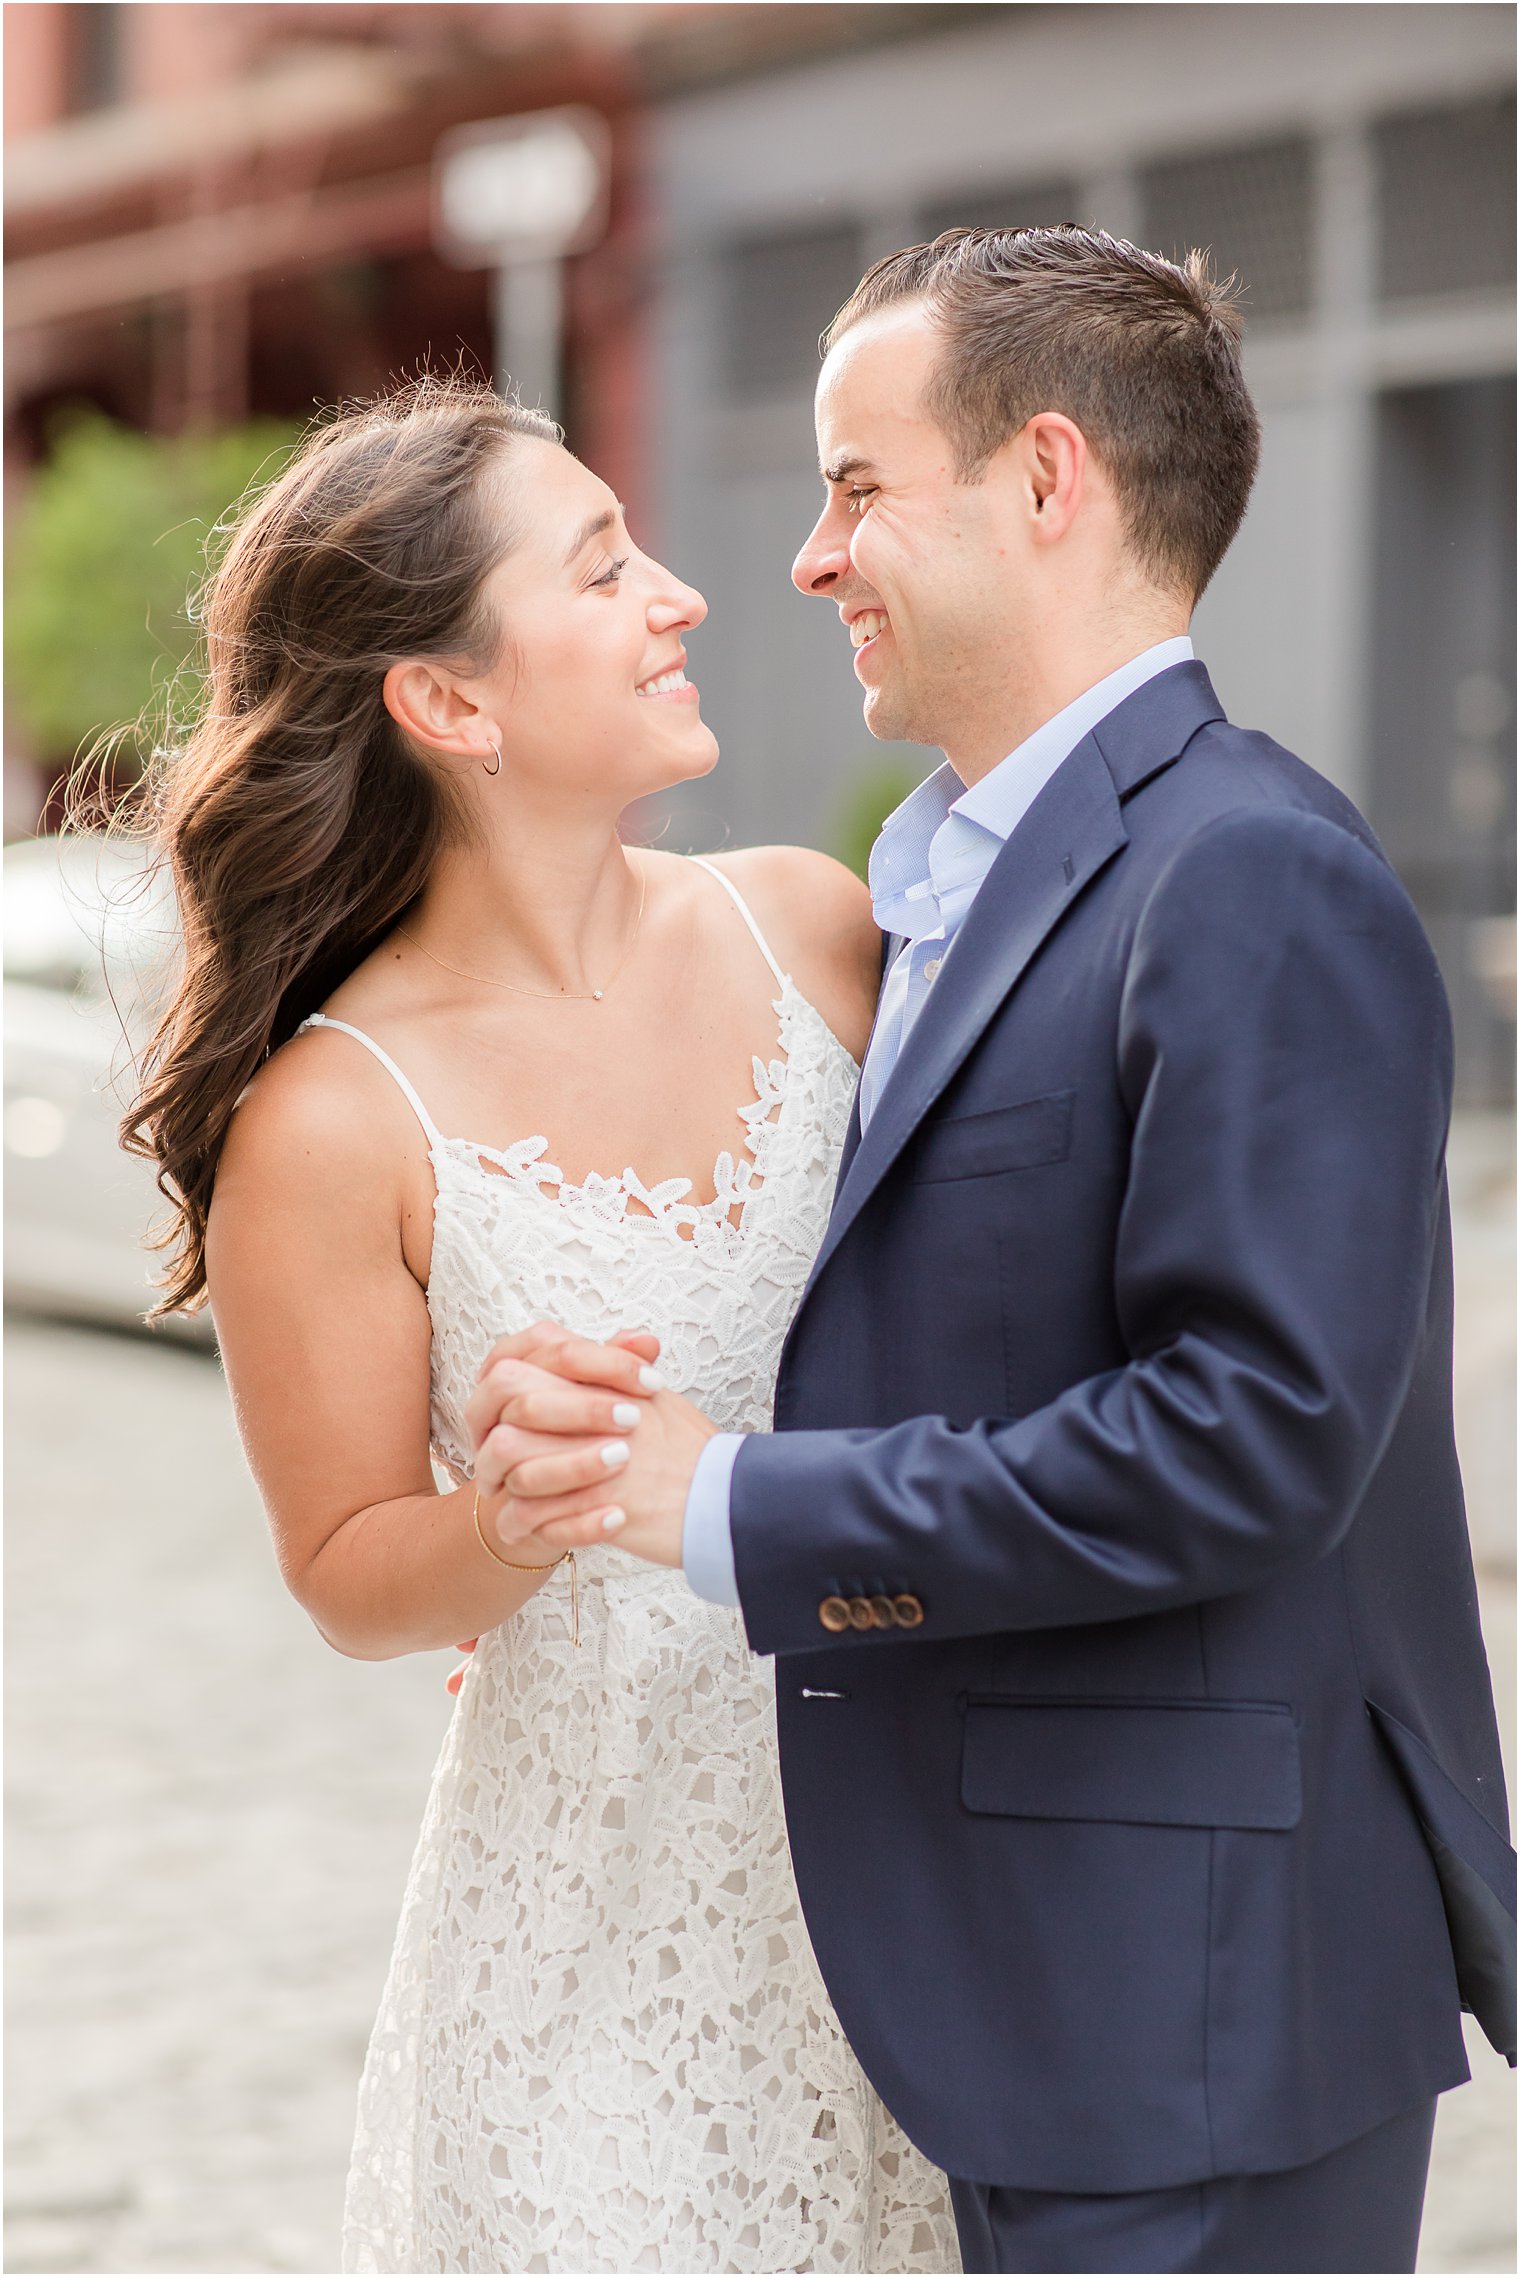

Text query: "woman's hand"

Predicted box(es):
[467, 1324, 662, 1432]
[465, 1323, 665, 1557]
[465, 1322, 716, 1570]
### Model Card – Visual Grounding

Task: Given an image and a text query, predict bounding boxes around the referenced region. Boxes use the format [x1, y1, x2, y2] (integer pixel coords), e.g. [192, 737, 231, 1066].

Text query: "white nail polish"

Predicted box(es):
[638, 1365, 666, 1391]
[601, 1507, 627, 1533]
[612, 1402, 642, 1430]
[600, 1441, 631, 1469]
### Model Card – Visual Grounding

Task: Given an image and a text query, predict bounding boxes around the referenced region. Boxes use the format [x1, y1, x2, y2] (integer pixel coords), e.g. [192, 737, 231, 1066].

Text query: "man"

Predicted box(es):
[467, 228, 1515, 2272]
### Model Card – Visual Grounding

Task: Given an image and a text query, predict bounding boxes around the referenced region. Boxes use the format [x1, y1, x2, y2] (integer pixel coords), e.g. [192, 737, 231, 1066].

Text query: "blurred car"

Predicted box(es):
[4, 832, 215, 1345]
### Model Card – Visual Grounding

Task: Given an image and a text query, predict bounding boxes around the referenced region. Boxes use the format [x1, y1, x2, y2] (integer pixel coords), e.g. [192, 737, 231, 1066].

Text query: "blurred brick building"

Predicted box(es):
[6, 3, 946, 510]
[5, 2, 1515, 1100]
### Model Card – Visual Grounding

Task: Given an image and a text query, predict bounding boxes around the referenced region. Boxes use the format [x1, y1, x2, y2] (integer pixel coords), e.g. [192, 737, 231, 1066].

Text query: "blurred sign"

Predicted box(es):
[432, 108, 611, 422]
[434, 109, 610, 267]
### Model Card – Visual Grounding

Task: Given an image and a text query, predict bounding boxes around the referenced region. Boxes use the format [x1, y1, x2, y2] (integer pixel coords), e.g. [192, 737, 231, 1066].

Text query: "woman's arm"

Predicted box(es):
[708, 846, 881, 1064]
[205, 1037, 641, 1659]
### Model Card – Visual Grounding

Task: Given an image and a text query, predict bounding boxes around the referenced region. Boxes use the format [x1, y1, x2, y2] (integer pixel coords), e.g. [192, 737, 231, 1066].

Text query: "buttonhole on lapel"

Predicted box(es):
[1061, 853, 1075, 885]
[799, 1687, 851, 1701]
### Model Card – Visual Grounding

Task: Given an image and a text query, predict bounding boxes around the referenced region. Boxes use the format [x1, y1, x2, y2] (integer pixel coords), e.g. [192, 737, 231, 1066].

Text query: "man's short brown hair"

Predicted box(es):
[825, 225, 1261, 603]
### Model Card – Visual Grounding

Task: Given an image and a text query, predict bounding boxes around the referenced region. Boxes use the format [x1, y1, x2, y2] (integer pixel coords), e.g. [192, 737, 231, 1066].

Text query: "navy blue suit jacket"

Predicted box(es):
[730, 663, 1515, 2193]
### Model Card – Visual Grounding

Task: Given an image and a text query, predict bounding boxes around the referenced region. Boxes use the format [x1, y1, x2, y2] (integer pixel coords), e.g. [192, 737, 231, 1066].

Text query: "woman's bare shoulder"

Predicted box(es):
[703, 846, 880, 1060]
[212, 1021, 417, 1239]
[706, 842, 869, 914]
[705, 847, 873, 942]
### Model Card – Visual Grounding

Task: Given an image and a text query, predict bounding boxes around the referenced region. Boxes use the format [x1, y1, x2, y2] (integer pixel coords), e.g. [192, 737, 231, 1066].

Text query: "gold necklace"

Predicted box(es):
[396, 865, 648, 1003]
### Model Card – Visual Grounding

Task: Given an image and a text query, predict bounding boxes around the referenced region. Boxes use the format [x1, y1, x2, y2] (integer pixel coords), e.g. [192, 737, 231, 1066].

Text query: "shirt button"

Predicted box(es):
[923, 958, 942, 981]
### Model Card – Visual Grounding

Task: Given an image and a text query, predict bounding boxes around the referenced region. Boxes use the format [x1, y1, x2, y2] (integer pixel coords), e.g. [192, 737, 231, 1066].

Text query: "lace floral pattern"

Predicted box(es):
[332, 972, 960, 2275]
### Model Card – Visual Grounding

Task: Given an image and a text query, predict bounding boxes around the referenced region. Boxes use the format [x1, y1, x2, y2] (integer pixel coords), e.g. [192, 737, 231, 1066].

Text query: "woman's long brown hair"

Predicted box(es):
[93, 375, 558, 1319]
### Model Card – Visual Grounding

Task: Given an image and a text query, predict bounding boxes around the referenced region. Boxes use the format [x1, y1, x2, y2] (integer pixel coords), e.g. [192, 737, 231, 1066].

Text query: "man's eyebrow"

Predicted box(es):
[822, 453, 876, 485]
[563, 505, 622, 567]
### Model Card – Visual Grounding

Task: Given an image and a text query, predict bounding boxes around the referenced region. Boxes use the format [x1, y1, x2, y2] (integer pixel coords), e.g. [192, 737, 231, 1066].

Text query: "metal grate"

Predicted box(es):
[723, 222, 866, 400]
[915, 179, 1082, 245]
[1374, 95, 1517, 302]
[1139, 139, 1314, 321]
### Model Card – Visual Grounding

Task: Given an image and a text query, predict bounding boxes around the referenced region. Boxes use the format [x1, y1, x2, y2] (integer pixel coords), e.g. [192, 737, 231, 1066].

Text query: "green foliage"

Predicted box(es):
[4, 411, 296, 768]
[830, 756, 925, 880]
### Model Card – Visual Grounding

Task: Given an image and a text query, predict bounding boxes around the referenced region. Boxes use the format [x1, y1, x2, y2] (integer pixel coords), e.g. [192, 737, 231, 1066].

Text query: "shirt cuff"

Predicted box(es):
[682, 1432, 745, 1607]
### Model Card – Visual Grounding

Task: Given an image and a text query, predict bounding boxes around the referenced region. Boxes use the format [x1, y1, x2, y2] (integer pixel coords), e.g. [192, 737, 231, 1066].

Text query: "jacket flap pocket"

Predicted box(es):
[914, 1089, 1074, 1183]
[961, 1698, 1302, 1830]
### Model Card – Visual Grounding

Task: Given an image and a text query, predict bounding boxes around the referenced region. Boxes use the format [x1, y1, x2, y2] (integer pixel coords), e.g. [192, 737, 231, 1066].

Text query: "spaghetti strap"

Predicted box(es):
[295, 1013, 445, 1148]
[690, 856, 788, 990]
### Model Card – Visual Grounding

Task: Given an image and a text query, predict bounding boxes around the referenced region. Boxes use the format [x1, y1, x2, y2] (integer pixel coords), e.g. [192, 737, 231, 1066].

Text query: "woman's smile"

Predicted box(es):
[635, 655, 700, 702]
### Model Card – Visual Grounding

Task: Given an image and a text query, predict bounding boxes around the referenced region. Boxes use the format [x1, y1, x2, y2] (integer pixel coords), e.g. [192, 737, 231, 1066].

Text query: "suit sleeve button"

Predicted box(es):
[892, 1593, 925, 1628]
[847, 1596, 876, 1629]
[869, 1595, 898, 1629]
[818, 1596, 852, 1632]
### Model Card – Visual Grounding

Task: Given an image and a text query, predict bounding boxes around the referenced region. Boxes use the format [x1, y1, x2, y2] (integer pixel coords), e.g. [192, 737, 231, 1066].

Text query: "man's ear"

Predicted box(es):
[383, 659, 493, 766]
[1023, 413, 1087, 543]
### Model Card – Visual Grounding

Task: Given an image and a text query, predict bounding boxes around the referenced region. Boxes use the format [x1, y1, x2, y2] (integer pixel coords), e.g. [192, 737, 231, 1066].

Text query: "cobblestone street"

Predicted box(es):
[5, 1316, 451, 2274]
[5, 1120, 1515, 2274]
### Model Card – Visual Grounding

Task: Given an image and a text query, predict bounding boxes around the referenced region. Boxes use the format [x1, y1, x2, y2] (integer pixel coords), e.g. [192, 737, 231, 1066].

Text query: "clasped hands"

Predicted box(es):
[463, 1321, 719, 1573]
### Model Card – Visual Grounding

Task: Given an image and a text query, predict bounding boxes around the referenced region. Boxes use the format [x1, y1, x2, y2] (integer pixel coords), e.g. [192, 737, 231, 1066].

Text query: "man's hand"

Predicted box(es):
[464, 1321, 719, 1568]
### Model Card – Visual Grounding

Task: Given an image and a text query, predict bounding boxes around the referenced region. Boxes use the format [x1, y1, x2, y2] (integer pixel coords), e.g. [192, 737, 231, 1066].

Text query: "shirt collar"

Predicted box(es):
[870, 637, 1194, 939]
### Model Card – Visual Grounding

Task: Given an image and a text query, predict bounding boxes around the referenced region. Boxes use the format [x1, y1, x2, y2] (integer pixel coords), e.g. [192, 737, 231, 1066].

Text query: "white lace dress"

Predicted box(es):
[301, 861, 958, 2276]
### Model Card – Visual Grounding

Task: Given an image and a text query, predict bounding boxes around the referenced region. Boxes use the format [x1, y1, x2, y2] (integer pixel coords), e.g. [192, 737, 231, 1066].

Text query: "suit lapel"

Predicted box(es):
[806, 660, 1228, 1302]
[835, 1081, 865, 1192]
[805, 734, 1126, 1295]
[835, 931, 906, 1191]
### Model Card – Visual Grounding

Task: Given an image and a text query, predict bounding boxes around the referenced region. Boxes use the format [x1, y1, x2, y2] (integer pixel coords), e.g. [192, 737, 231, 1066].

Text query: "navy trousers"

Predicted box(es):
[947, 2100, 1438, 2274]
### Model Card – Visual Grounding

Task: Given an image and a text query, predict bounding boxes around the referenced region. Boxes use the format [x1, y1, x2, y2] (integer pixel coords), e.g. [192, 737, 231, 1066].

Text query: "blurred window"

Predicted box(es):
[723, 222, 865, 400]
[1139, 138, 1314, 320]
[915, 179, 1082, 243]
[1368, 376, 1516, 1108]
[66, 3, 125, 115]
[1373, 94, 1517, 301]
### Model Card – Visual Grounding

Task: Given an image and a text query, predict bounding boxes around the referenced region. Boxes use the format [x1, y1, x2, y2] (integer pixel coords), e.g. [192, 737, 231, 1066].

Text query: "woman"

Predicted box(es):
[124, 377, 958, 2274]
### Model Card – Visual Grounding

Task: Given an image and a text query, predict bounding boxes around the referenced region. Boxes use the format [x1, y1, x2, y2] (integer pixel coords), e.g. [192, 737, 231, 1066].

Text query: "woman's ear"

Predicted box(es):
[383, 659, 494, 766]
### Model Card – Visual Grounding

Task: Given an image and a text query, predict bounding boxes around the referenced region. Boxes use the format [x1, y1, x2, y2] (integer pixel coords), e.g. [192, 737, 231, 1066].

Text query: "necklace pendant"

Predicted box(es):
[592, 988, 604, 1001]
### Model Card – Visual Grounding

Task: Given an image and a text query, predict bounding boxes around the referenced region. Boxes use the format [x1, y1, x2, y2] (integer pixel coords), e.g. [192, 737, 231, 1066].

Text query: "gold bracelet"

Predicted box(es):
[473, 1490, 562, 1570]
[472, 1489, 580, 1648]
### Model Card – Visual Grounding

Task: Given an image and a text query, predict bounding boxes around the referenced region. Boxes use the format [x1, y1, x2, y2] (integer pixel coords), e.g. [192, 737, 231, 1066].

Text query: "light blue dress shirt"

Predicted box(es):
[681, 638, 1196, 1609]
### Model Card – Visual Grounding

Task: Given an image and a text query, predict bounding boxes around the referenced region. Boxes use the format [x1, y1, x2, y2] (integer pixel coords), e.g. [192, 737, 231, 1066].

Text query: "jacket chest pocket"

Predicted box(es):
[912, 1088, 1075, 1184]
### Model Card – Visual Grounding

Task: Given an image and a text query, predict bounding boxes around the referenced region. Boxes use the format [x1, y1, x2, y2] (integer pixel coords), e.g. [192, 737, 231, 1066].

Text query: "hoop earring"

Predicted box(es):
[482, 738, 502, 777]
